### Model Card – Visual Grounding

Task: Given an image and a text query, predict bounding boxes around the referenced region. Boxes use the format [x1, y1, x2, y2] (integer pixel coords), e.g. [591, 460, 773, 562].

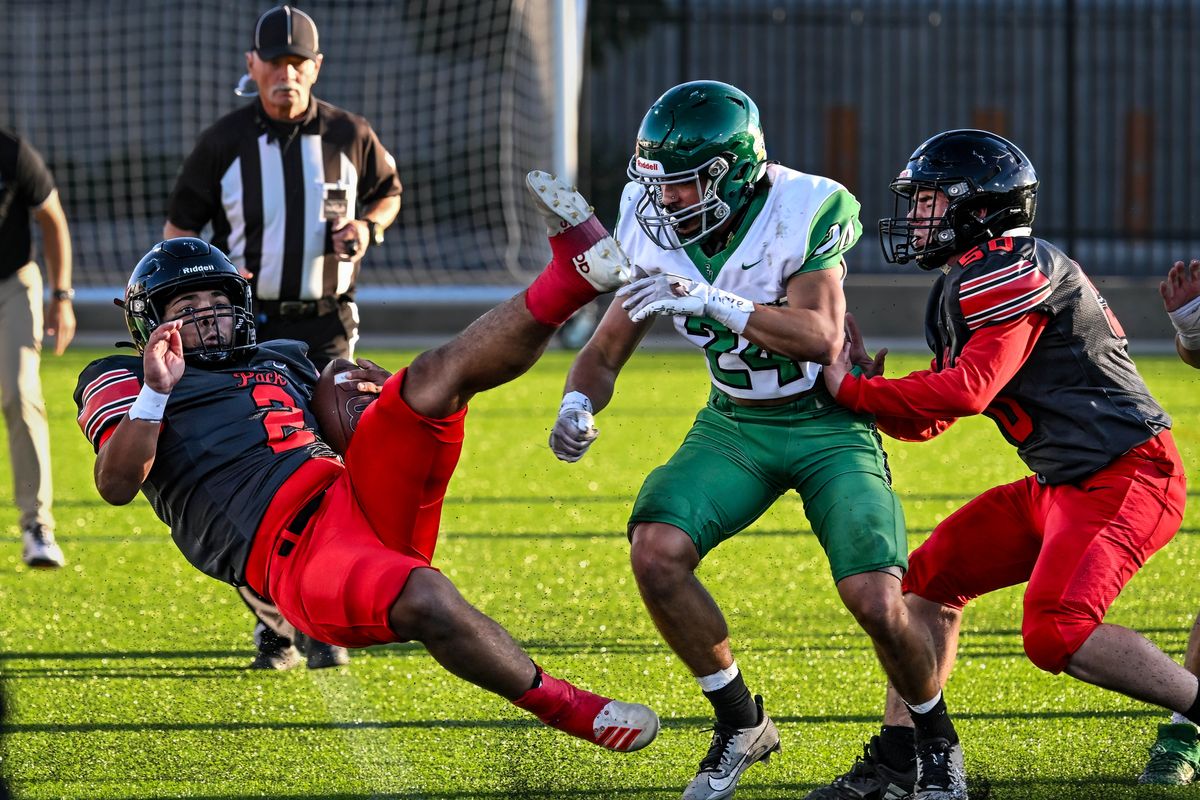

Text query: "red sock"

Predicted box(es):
[512, 668, 608, 742]
[524, 215, 610, 326]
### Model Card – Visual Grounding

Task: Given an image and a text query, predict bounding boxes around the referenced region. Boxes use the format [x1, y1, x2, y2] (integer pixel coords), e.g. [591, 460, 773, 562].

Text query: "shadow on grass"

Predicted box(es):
[1, 705, 1159, 736]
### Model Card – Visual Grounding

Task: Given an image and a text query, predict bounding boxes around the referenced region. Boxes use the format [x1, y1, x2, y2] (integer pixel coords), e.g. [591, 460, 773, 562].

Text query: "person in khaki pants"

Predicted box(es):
[0, 128, 75, 567]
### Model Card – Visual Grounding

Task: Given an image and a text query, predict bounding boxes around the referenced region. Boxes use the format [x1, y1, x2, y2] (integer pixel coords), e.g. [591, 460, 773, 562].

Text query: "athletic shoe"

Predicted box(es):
[525, 170, 631, 292]
[21, 525, 65, 568]
[248, 622, 302, 671]
[913, 737, 967, 800]
[513, 668, 659, 752]
[1138, 723, 1200, 785]
[295, 633, 351, 669]
[804, 736, 915, 800]
[682, 695, 781, 800]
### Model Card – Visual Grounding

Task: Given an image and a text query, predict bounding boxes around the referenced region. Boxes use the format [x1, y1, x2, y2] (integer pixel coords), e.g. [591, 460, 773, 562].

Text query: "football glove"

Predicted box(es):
[617, 274, 755, 334]
[1169, 293, 1200, 350]
[550, 391, 599, 463]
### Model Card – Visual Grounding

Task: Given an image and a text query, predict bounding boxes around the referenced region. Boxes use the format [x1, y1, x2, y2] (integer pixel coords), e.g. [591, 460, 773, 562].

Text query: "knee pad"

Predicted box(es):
[1022, 610, 1097, 674]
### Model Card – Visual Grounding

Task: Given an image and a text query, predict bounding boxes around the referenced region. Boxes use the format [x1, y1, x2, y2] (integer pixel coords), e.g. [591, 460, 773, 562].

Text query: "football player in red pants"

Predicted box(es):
[805, 130, 1197, 799]
[75, 172, 659, 758]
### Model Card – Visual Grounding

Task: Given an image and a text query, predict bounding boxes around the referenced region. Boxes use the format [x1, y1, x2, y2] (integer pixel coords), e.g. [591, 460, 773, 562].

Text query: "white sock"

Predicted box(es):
[697, 662, 740, 693]
[906, 690, 943, 716]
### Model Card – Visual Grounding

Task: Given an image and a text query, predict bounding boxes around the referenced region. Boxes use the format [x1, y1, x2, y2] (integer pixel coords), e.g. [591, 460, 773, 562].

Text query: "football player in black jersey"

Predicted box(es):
[804, 130, 1199, 799]
[76, 172, 666, 759]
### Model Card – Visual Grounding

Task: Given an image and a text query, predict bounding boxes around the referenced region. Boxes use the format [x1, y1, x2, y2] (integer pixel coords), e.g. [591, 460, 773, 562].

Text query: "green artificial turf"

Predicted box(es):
[1, 348, 1199, 799]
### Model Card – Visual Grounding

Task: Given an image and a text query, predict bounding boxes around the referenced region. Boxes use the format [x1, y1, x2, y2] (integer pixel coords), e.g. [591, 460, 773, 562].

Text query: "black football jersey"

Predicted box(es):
[75, 341, 338, 584]
[926, 235, 1170, 484]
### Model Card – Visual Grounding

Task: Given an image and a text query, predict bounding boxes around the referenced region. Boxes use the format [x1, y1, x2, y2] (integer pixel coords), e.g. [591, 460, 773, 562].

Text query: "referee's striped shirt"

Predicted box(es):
[167, 98, 401, 302]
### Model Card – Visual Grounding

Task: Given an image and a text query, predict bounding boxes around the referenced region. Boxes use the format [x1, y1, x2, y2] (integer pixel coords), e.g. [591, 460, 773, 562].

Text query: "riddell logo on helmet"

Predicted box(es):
[636, 158, 663, 174]
[181, 265, 217, 274]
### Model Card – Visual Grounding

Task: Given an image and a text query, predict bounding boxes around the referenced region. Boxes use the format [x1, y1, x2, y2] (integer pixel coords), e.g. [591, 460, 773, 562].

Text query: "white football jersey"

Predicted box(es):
[616, 164, 862, 400]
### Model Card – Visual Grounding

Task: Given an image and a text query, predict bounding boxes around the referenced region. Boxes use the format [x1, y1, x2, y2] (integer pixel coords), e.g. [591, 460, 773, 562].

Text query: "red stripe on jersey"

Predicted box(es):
[965, 287, 1053, 330]
[959, 259, 1051, 325]
[78, 370, 140, 446]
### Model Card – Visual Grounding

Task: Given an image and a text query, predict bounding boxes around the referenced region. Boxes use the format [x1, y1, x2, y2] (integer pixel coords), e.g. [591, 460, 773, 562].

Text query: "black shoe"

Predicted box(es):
[805, 736, 915, 800]
[913, 737, 967, 800]
[294, 632, 351, 669]
[248, 622, 301, 670]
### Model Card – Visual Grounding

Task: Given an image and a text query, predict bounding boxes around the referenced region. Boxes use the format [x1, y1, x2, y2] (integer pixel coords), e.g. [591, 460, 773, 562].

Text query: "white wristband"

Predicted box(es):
[702, 288, 754, 334]
[128, 384, 170, 422]
[559, 390, 593, 415]
[1170, 294, 1200, 350]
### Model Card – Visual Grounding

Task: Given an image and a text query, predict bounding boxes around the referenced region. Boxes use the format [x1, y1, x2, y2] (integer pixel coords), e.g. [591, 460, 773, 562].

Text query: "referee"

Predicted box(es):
[165, 4, 401, 369]
[163, 5, 401, 671]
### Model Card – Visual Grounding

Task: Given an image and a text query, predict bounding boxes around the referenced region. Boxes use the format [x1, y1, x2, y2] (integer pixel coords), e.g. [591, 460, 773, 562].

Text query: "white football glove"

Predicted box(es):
[616, 274, 755, 334]
[1169, 294, 1200, 350]
[549, 391, 599, 463]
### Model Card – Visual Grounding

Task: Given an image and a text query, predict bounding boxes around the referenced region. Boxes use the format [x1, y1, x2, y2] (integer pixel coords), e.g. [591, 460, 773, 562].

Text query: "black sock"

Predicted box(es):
[877, 725, 916, 771]
[1183, 683, 1200, 727]
[703, 671, 758, 729]
[908, 696, 958, 744]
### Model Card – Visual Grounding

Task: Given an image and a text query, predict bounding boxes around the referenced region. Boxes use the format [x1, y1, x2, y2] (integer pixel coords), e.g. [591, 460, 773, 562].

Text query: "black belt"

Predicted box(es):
[277, 490, 326, 558]
[258, 296, 345, 320]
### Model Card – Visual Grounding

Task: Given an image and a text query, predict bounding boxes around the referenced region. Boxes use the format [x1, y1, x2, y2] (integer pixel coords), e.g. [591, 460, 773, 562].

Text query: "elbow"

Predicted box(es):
[799, 331, 843, 366]
[95, 471, 139, 506]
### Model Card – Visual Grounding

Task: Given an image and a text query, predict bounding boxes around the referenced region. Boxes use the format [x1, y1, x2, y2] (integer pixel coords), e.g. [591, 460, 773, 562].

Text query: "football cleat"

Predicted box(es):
[513, 668, 659, 752]
[804, 735, 915, 800]
[525, 170, 631, 292]
[1138, 723, 1200, 785]
[913, 737, 967, 800]
[21, 525, 65, 568]
[249, 622, 302, 671]
[295, 633, 352, 670]
[683, 695, 781, 800]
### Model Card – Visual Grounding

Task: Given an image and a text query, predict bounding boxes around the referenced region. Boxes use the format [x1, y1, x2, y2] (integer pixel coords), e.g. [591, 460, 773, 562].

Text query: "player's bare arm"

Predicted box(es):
[549, 301, 651, 463]
[94, 321, 185, 505]
[1162, 259, 1200, 367]
[564, 300, 653, 413]
[740, 265, 846, 364]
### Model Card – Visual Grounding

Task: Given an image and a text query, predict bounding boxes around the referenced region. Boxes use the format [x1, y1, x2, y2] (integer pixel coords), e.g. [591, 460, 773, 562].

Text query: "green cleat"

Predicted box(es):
[1138, 723, 1200, 785]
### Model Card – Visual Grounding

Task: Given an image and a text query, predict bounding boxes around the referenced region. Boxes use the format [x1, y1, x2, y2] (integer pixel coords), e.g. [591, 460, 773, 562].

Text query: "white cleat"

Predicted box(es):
[21, 525, 65, 568]
[525, 169, 632, 292]
[593, 699, 661, 753]
[683, 695, 781, 800]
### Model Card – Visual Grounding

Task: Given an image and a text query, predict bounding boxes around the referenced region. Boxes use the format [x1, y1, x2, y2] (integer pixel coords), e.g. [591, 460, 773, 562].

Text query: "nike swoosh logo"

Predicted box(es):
[740, 259, 763, 270]
[706, 746, 762, 792]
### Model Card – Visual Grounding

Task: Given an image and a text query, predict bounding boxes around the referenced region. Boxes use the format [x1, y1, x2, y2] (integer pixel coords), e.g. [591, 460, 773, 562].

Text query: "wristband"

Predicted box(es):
[559, 391, 593, 415]
[1169, 294, 1200, 350]
[128, 384, 170, 422]
[698, 286, 754, 334]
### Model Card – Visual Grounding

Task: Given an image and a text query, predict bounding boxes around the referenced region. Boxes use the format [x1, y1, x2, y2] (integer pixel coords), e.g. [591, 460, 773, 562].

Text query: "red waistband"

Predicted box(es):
[243, 457, 344, 598]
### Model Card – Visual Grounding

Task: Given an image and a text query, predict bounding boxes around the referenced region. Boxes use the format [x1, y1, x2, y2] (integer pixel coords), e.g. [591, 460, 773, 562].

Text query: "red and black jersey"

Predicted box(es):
[74, 341, 339, 585]
[839, 235, 1169, 484]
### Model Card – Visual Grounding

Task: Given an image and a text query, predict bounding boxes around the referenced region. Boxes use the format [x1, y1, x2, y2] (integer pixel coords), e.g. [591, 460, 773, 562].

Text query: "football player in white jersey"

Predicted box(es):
[1138, 258, 1200, 785]
[550, 81, 963, 800]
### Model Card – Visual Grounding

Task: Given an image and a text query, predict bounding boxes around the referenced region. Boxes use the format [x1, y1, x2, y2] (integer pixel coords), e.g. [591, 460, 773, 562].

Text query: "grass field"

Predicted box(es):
[2, 348, 1200, 799]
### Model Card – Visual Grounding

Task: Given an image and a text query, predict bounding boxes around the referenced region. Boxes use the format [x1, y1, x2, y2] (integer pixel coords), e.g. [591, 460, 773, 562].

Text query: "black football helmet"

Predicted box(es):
[124, 238, 256, 364]
[879, 129, 1038, 269]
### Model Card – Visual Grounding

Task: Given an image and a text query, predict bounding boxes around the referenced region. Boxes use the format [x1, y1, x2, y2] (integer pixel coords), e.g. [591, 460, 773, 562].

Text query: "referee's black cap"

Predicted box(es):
[252, 5, 320, 61]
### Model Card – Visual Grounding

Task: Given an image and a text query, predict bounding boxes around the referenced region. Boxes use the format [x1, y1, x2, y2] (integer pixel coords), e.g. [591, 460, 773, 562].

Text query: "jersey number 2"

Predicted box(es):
[252, 384, 317, 453]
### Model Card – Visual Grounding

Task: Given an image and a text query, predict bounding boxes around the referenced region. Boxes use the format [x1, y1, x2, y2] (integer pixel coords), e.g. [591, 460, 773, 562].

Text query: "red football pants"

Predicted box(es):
[245, 367, 467, 647]
[903, 431, 1186, 674]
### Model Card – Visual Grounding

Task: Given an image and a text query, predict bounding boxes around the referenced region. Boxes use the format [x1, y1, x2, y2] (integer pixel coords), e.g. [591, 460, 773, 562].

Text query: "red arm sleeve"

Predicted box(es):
[836, 312, 1048, 424]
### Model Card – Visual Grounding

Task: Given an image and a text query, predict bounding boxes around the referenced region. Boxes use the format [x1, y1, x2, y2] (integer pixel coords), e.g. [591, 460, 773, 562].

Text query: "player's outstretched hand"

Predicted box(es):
[340, 358, 392, 395]
[844, 312, 887, 378]
[1161, 259, 1200, 312]
[144, 320, 187, 394]
[549, 393, 599, 463]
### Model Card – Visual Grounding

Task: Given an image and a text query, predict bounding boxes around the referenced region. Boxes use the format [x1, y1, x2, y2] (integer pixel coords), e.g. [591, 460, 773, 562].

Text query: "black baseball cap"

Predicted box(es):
[252, 5, 320, 61]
